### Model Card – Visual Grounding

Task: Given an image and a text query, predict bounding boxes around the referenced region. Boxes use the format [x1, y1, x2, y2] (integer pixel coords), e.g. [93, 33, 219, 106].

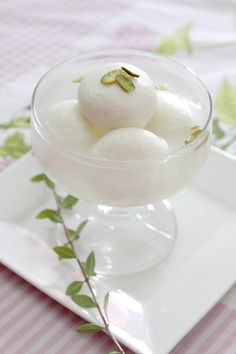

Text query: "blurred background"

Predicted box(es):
[0, 0, 236, 154]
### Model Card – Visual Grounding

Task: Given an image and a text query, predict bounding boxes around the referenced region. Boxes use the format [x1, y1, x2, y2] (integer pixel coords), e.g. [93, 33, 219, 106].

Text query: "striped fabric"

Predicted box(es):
[0, 0, 236, 353]
[0, 265, 133, 354]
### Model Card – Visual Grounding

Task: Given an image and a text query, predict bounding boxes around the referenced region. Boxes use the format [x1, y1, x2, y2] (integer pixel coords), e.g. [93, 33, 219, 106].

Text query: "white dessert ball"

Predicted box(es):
[78, 63, 157, 129]
[94, 127, 168, 161]
[147, 91, 193, 145]
[46, 99, 105, 146]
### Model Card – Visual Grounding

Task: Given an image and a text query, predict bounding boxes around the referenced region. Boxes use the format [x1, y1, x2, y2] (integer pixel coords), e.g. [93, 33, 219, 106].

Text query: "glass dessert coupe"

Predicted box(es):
[31, 49, 212, 275]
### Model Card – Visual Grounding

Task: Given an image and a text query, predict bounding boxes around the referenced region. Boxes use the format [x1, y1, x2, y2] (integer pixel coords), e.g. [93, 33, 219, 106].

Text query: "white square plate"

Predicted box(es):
[0, 147, 236, 354]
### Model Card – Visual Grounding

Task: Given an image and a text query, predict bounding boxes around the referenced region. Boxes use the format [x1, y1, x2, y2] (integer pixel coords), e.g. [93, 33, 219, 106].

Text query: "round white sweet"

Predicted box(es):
[78, 63, 157, 129]
[95, 127, 168, 161]
[147, 91, 193, 145]
[46, 99, 105, 146]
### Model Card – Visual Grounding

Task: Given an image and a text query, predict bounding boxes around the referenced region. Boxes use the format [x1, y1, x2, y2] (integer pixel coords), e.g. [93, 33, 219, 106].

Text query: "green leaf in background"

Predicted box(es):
[219, 136, 236, 150]
[155, 23, 192, 56]
[85, 251, 96, 277]
[75, 323, 103, 333]
[31, 173, 55, 189]
[71, 294, 97, 308]
[36, 209, 62, 223]
[53, 246, 76, 259]
[59, 195, 79, 209]
[0, 116, 30, 129]
[0, 132, 31, 158]
[215, 79, 236, 125]
[66, 281, 83, 296]
[212, 119, 225, 139]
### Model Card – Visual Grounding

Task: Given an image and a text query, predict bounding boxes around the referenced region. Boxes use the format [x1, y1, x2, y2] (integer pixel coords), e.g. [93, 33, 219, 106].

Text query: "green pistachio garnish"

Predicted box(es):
[116, 73, 135, 92]
[185, 125, 202, 144]
[100, 66, 139, 93]
[155, 83, 168, 90]
[72, 76, 84, 83]
[121, 66, 140, 78]
[101, 70, 118, 84]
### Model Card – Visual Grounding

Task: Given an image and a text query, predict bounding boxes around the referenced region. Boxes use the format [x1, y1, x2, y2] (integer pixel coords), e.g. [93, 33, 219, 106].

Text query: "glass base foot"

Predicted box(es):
[57, 200, 177, 275]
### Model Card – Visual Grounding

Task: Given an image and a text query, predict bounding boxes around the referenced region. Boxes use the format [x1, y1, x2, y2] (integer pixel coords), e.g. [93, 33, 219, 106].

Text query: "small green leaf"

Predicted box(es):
[0, 132, 31, 158]
[31, 173, 54, 189]
[72, 76, 83, 83]
[66, 228, 75, 240]
[0, 116, 30, 129]
[85, 251, 96, 276]
[75, 323, 103, 333]
[60, 195, 79, 209]
[155, 23, 192, 56]
[53, 246, 76, 259]
[212, 119, 225, 139]
[43, 175, 55, 189]
[36, 209, 62, 223]
[31, 174, 45, 182]
[103, 292, 109, 318]
[71, 294, 96, 308]
[116, 73, 135, 93]
[65, 228, 77, 242]
[215, 79, 236, 125]
[121, 66, 139, 78]
[73, 219, 88, 240]
[101, 70, 119, 84]
[66, 281, 83, 296]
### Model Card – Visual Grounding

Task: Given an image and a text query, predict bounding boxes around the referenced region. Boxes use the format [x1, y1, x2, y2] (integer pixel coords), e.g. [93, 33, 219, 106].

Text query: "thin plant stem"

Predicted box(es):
[52, 189, 125, 354]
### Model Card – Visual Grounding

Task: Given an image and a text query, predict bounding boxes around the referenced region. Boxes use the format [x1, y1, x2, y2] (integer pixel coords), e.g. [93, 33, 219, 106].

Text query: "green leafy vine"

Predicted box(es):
[31, 174, 125, 354]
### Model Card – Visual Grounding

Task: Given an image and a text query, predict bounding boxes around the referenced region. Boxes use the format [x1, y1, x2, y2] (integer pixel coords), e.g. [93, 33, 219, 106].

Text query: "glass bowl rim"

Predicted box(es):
[31, 48, 212, 168]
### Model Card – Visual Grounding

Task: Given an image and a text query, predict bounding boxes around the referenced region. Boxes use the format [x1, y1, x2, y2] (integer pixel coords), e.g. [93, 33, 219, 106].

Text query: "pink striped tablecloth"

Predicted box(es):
[1, 0, 236, 353]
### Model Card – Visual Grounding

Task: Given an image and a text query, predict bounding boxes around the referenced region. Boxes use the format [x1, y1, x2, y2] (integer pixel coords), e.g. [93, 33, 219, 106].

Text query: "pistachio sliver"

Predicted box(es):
[119, 68, 132, 79]
[121, 66, 140, 78]
[72, 76, 84, 83]
[116, 73, 135, 92]
[155, 83, 168, 90]
[185, 125, 202, 144]
[101, 70, 119, 84]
